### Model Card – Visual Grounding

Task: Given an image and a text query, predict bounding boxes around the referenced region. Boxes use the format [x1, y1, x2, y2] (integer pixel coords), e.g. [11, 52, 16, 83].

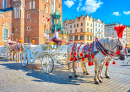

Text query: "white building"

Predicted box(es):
[93, 18, 105, 40]
[105, 22, 127, 40]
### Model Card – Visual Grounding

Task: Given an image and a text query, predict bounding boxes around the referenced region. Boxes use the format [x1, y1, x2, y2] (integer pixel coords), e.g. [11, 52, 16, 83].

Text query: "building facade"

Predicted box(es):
[0, 0, 63, 45]
[105, 22, 127, 40]
[126, 26, 130, 47]
[93, 18, 104, 40]
[64, 14, 93, 44]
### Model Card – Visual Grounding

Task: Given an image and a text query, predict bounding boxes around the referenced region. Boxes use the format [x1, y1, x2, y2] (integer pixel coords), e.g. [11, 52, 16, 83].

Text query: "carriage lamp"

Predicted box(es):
[19, 38, 22, 43]
[32, 40, 35, 44]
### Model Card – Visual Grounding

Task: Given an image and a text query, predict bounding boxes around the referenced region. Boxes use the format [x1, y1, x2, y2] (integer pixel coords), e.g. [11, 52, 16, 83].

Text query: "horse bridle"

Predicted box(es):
[109, 38, 123, 56]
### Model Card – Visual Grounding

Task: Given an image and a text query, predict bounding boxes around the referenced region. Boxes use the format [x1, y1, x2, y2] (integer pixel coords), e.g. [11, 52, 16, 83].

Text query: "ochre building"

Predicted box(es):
[64, 14, 93, 44]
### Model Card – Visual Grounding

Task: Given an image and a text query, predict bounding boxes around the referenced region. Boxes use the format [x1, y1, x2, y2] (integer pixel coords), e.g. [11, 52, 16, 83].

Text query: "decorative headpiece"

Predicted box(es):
[114, 25, 126, 38]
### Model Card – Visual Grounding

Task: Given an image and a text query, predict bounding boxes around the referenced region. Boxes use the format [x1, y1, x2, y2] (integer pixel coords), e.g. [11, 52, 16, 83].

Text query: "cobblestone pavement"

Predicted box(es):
[0, 57, 130, 92]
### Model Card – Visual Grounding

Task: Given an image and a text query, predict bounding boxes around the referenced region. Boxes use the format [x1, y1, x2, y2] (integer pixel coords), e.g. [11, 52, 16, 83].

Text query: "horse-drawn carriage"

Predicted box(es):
[0, 40, 22, 61]
[21, 41, 70, 73]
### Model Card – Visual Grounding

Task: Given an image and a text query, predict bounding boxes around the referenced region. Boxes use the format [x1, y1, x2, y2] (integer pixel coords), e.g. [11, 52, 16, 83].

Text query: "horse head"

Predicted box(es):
[112, 38, 126, 60]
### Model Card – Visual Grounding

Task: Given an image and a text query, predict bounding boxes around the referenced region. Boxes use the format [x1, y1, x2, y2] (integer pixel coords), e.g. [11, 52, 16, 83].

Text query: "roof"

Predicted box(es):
[0, 7, 13, 14]
[53, 10, 61, 18]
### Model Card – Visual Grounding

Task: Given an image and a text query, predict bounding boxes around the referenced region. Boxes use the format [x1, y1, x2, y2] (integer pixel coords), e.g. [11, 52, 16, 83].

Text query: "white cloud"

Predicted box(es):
[80, 0, 103, 13]
[123, 11, 130, 15]
[64, 0, 75, 8]
[112, 12, 121, 16]
[77, 0, 83, 12]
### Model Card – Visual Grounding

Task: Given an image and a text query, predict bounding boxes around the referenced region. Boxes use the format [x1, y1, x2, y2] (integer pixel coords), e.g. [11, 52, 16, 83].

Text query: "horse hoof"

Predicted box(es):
[68, 76, 73, 78]
[100, 76, 103, 79]
[83, 71, 85, 74]
[106, 76, 110, 79]
[99, 80, 103, 83]
[95, 81, 100, 84]
[75, 75, 78, 78]
[86, 73, 89, 75]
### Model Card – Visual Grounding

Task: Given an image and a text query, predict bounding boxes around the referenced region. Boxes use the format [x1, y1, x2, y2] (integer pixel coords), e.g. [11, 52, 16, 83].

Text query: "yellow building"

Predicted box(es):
[64, 14, 93, 44]
[127, 26, 130, 47]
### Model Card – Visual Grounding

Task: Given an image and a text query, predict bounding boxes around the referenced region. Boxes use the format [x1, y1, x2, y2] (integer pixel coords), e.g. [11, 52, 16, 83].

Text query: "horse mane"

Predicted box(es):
[99, 37, 118, 52]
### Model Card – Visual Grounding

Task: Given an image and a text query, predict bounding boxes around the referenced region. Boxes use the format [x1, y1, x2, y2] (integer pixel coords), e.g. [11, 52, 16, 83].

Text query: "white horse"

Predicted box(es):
[66, 37, 126, 84]
[82, 37, 126, 79]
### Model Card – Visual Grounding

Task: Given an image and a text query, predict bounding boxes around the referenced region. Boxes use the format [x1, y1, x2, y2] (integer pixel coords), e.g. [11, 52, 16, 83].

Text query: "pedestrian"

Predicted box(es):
[52, 28, 62, 47]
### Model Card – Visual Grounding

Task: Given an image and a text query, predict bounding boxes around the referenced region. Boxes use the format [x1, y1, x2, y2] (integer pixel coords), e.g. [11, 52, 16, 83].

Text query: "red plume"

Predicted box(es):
[114, 25, 126, 38]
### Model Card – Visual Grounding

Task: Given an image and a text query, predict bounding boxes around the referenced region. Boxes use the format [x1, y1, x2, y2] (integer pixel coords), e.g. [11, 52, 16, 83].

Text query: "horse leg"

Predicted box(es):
[97, 62, 104, 83]
[100, 61, 105, 79]
[83, 62, 89, 75]
[94, 62, 100, 84]
[16, 52, 17, 62]
[81, 61, 85, 74]
[10, 51, 11, 61]
[105, 61, 110, 78]
[73, 62, 78, 78]
[68, 62, 73, 78]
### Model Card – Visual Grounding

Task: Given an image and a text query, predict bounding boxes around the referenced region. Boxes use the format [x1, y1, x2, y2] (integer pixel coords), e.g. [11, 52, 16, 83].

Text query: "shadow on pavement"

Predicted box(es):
[0, 62, 95, 85]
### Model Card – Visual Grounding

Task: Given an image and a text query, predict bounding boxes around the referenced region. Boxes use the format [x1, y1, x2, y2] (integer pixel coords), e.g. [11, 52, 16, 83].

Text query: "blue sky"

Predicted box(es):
[62, 0, 130, 25]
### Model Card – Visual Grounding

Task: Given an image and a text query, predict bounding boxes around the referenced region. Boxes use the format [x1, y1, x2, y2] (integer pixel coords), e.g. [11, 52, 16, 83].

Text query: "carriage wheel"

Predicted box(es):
[4, 50, 9, 60]
[41, 54, 54, 74]
[21, 50, 28, 67]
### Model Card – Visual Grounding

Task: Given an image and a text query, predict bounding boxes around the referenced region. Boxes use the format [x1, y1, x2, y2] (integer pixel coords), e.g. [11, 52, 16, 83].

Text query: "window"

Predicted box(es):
[66, 24, 67, 26]
[95, 33, 97, 36]
[70, 25, 72, 28]
[3, 0, 7, 9]
[86, 36, 89, 40]
[91, 24, 92, 27]
[29, 1, 31, 9]
[27, 14, 30, 19]
[81, 28, 83, 32]
[95, 28, 97, 31]
[77, 24, 78, 27]
[74, 24, 76, 28]
[47, 6, 48, 13]
[101, 25, 103, 28]
[98, 29, 100, 31]
[44, 5, 46, 12]
[42, 2, 43, 10]
[87, 28, 89, 32]
[81, 23, 83, 26]
[27, 26, 30, 31]
[75, 35, 78, 40]
[101, 30, 103, 32]
[75, 29, 77, 33]
[98, 33, 100, 36]
[98, 24, 100, 27]
[69, 36, 73, 41]
[112, 32, 114, 35]
[3, 28, 8, 41]
[90, 36, 92, 40]
[70, 30, 72, 33]
[12, 28, 14, 34]
[101, 34, 103, 37]
[33, 1, 35, 9]
[90, 29, 92, 32]
[95, 23, 97, 26]
[87, 23, 89, 26]
[80, 35, 84, 40]
[14, 7, 16, 18]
